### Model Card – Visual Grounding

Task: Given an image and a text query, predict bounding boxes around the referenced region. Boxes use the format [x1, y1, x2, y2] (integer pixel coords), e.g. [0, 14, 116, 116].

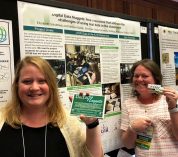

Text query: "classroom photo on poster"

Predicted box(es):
[65, 44, 101, 86]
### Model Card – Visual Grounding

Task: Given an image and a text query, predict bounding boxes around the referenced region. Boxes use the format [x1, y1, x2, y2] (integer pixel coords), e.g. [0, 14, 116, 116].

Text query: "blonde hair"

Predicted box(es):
[4, 56, 66, 128]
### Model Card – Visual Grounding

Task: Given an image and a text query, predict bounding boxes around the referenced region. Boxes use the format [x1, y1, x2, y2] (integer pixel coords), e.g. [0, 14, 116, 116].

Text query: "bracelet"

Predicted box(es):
[87, 119, 99, 129]
[169, 104, 178, 113]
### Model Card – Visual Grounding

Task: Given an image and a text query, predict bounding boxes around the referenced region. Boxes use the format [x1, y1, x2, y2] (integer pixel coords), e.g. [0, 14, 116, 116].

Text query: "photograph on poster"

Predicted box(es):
[102, 83, 121, 114]
[120, 63, 133, 84]
[46, 59, 66, 88]
[65, 44, 100, 86]
[162, 53, 169, 64]
[174, 52, 178, 85]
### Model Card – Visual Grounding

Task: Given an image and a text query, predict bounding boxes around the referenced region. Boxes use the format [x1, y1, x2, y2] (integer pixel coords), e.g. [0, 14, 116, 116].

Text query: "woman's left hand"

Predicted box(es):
[69, 92, 98, 125]
[80, 114, 98, 125]
[163, 87, 178, 109]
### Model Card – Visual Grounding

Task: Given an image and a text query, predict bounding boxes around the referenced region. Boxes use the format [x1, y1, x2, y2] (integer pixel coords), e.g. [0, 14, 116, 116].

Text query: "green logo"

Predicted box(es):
[0, 26, 7, 42]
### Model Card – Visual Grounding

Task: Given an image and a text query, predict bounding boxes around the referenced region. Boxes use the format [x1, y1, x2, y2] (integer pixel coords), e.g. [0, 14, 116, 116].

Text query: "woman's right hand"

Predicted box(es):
[130, 117, 152, 132]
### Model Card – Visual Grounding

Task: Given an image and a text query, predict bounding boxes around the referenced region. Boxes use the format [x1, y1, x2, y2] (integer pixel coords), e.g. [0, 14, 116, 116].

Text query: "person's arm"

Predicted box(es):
[163, 87, 178, 140]
[69, 93, 103, 156]
[85, 72, 96, 84]
[120, 100, 136, 149]
[121, 118, 152, 149]
[80, 115, 103, 157]
[169, 111, 178, 140]
[120, 99, 152, 149]
[120, 128, 137, 149]
[86, 125, 103, 157]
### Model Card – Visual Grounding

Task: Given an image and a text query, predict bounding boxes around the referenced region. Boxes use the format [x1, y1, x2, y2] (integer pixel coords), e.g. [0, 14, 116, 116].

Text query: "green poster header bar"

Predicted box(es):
[24, 26, 63, 33]
[65, 30, 118, 38]
[119, 35, 139, 40]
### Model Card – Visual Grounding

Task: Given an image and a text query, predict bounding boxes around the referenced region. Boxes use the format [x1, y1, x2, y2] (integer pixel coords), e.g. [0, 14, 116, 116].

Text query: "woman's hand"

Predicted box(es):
[69, 92, 98, 125]
[163, 87, 178, 109]
[130, 117, 152, 132]
[80, 114, 98, 125]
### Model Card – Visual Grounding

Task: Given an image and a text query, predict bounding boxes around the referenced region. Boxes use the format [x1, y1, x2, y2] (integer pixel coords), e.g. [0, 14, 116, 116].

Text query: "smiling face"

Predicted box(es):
[133, 65, 155, 96]
[18, 64, 50, 109]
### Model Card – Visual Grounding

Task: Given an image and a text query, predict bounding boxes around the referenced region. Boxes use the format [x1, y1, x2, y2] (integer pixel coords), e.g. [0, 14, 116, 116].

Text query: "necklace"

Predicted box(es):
[21, 124, 47, 157]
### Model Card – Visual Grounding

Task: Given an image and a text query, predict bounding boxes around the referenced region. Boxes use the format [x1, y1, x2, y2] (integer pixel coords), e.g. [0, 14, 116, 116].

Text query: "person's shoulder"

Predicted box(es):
[159, 94, 168, 104]
[61, 114, 83, 136]
[66, 115, 81, 125]
[63, 109, 81, 126]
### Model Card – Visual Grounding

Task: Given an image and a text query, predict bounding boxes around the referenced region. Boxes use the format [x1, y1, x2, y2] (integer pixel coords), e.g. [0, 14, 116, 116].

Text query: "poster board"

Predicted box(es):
[158, 25, 178, 90]
[17, 0, 142, 153]
[0, 19, 14, 106]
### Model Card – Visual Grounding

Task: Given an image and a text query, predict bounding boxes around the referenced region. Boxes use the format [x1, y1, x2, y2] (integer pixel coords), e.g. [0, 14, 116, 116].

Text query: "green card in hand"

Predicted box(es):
[70, 94, 106, 119]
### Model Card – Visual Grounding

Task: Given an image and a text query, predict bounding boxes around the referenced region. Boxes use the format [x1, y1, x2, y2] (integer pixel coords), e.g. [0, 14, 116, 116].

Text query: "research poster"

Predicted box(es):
[18, 1, 141, 153]
[0, 20, 14, 106]
[158, 26, 178, 89]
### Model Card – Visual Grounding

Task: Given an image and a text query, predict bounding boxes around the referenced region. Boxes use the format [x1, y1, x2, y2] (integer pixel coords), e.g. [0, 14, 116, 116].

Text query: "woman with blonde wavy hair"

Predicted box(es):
[0, 56, 103, 157]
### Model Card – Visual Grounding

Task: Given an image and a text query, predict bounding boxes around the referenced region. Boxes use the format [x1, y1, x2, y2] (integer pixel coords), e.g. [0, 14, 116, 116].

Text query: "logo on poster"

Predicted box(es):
[0, 26, 7, 42]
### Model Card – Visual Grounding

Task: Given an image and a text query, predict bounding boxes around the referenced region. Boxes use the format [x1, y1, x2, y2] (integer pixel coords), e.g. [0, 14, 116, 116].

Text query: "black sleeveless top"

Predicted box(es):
[0, 122, 70, 157]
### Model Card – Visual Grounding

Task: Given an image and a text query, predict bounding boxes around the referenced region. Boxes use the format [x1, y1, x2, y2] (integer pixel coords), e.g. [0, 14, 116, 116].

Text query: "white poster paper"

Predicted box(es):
[0, 20, 14, 106]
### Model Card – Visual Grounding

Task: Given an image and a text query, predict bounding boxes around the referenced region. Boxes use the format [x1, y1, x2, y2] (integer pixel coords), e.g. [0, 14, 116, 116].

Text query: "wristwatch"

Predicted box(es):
[169, 104, 178, 113]
[86, 119, 99, 129]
